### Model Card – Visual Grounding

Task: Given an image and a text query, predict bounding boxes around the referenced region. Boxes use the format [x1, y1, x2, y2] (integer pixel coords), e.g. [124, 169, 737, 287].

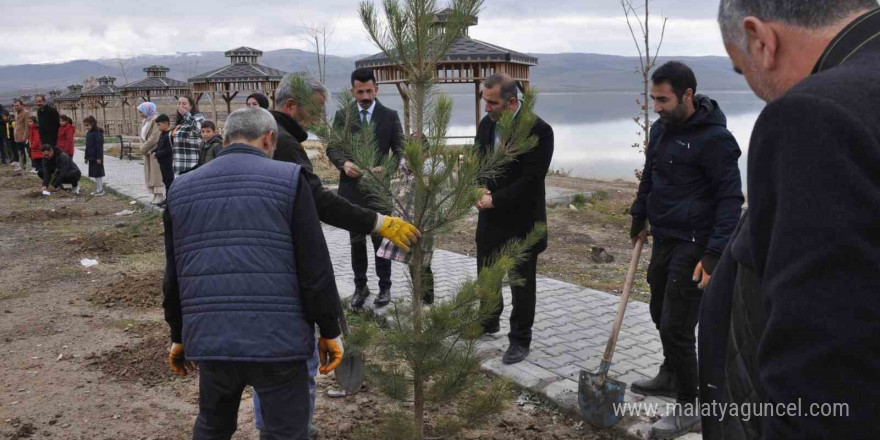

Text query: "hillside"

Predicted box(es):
[0, 48, 748, 101]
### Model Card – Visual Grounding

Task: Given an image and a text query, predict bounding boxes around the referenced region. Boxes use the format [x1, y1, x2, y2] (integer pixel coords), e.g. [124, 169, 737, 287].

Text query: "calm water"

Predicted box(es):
[363, 90, 765, 183]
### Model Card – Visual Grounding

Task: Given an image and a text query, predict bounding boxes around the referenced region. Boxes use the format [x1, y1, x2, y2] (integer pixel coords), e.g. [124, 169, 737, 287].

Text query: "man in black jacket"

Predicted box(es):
[475, 74, 554, 365]
[699, 2, 880, 439]
[40, 144, 81, 193]
[629, 61, 743, 438]
[35, 95, 60, 147]
[327, 68, 405, 309]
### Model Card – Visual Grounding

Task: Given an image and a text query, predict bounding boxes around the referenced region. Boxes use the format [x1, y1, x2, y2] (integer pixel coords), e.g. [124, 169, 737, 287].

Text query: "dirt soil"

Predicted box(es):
[0, 166, 621, 439]
[435, 175, 652, 302]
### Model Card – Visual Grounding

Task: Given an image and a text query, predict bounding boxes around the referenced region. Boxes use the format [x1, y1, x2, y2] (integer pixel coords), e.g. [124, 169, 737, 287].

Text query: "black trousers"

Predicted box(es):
[647, 237, 704, 403]
[0, 138, 7, 163]
[478, 247, 539, 348]
[193, 361, 310, 440]
[39, 170, 81, 188]
[350, 232, 392, 290]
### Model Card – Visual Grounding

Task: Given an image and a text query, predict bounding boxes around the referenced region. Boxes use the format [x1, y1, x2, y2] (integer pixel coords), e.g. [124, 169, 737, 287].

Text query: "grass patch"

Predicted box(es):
[0, 289, 28, 301]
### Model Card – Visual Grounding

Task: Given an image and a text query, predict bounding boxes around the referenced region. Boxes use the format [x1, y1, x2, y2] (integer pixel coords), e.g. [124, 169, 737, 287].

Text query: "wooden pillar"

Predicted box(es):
[210, 92, 218, 123]
[474, 80, 482, 132]
[396, 82, 410, 136]
[121, 98, 128, 135]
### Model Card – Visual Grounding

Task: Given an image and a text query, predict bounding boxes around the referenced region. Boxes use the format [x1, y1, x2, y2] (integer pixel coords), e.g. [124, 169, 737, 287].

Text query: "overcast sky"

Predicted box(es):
[0, 0, 727, 65]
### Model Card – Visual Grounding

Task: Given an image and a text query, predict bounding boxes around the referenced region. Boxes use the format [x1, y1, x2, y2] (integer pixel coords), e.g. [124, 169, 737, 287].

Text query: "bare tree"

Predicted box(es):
[621, 0, 667, 176]
[116, 54, 134, 84]
[300, 22, 334, 84]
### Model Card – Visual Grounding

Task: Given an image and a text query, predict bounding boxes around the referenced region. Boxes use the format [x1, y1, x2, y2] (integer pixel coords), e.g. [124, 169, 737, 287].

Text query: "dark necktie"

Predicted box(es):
[361, 110, 369, 124]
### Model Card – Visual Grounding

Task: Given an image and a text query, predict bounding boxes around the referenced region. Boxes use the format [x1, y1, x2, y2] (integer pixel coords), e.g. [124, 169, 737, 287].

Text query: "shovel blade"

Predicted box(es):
[335, 348, 365, 395]
[578, 369, 627, 429]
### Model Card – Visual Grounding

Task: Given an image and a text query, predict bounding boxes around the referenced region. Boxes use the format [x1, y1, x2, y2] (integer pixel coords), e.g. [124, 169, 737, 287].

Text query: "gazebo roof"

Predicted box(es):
[54, 84, 84, 103]
[356, 36, 538, 68]
[81, 76, 120, 97]
[189, 46, 286, 83]
[121, 76, 190, 91]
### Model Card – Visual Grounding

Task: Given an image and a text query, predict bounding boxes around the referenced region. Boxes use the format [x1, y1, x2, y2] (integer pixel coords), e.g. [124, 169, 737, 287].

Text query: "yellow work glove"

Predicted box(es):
[168, 343, 197, 376]
[376, 216, 421, 253]
[318, 336, 344, 375]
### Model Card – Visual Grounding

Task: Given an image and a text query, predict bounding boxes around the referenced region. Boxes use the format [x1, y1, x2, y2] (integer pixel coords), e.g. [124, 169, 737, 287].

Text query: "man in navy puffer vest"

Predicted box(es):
[162, 107, 343, 440]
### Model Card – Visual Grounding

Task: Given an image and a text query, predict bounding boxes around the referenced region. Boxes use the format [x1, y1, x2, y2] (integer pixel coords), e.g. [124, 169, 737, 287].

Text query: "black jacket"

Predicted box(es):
[154, 131, 173, 163]
[327, 99, 403, 210]
[42, 147, 81, 188]
[699, 9, 880, 440]
[475, 111, 554, 254]
[84, 128, 103, 162]
[272, 110, 377, 234]
[631, 95, 743, 265]
[37, 104, 60, 147]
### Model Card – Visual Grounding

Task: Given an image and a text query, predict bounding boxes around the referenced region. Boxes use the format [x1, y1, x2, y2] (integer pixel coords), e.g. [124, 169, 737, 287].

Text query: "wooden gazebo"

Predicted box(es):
[120, 65, 193, 130]
[47, 89, 63, 103]
[80, 76, 124, 133]
[355, 9, 538, 134]
[189, 47, 286, 121]
[54, 84, 85, 129]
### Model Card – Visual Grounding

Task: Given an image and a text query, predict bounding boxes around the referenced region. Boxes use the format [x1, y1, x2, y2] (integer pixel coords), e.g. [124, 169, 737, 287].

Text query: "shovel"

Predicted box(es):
[332, 299, 365, 395]
[579, 239, 645, 428]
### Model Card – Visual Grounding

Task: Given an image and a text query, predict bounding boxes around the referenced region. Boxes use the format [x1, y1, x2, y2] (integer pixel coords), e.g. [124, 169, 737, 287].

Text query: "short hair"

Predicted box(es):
[223, 107, 277, 144]
[246, 93, 270, 109]
[41, 143, 55, 152]
[35, 94, 46, 102]
[483, 74, 518, 101]
[351, 68, 376, 86]
[29, 115, 38, 124]
[275, 73, 328, 109]
[202, 120, 216, 131]
[651, 61, 698, 102]
[60, 114, 73, 124]
[156, 114, 170, 124]
[83, 115, 98, 128]
[719, 0, 878, 49]
[13, 99, 23, 105]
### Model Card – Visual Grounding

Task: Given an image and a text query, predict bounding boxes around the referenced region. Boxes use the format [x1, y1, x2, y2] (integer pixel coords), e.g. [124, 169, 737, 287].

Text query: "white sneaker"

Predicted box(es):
[72, 186, 81, 195]
[90, 190, 105, 197]
[31, 169, 38, 174]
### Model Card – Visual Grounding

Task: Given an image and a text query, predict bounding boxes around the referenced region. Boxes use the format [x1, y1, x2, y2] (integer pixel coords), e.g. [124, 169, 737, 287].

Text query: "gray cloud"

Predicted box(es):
[0, 0, 728, 65]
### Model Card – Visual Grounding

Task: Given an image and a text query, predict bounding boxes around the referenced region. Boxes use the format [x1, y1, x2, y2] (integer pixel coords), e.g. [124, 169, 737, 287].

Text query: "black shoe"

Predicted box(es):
[482, 321, 500, 336]
[351, 286, 371, 310]
[502, 344, 529, 365]
[374, 287, 391, 308]
[631, 368, 677, 398]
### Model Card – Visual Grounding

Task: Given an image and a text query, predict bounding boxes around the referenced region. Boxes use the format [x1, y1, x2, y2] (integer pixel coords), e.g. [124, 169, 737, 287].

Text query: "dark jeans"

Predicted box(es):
[0, 138, 7, 163]
[350, 232, 391, 290]
[647, 237, 704, 403]
[478, 248, 539, 348]
[41, 170, 81, 188]
[194, 361, 310, 440]
[32, 158, 42, 173]
[12, 142, 28, 167]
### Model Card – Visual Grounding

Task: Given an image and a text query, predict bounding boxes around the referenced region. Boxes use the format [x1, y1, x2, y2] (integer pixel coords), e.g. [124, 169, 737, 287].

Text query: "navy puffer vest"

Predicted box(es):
[168, 144, 314, 362]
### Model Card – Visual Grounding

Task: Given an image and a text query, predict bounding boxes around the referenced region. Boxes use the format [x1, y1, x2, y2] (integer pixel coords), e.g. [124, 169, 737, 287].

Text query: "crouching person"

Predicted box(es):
[40, 144, 81, 194]
[161, 107, 345, 440]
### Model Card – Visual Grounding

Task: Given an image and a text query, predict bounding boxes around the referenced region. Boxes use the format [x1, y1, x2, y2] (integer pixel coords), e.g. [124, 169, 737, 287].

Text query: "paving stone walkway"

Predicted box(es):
[85, 148, 701, 440]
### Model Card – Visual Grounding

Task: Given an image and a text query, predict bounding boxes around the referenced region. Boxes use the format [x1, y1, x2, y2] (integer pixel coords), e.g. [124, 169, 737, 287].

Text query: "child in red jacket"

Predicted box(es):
[57, 115, 76, 157]
[28, 116, 43, 175]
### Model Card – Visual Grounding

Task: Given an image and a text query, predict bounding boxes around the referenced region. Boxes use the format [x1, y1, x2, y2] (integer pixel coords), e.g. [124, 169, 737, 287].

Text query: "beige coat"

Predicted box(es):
[139, 116, 164, 190]
[14, 108, 29, 142]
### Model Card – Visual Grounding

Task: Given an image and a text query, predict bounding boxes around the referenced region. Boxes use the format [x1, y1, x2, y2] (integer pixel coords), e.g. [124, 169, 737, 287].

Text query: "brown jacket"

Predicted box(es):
[14, 108, 29, 142]
[139, 116, 164, 189]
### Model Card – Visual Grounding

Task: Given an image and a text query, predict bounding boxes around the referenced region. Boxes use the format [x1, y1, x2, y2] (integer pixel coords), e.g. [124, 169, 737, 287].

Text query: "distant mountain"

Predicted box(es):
[0, 49, 749, 102]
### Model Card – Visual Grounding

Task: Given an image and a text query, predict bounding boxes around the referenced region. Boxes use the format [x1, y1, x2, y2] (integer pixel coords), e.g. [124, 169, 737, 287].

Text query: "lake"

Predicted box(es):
[363, 89, 766, 183]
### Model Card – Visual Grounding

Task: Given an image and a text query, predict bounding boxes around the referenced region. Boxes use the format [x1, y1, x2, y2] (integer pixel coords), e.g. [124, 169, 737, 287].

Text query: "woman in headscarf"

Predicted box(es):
[137, 102, 165, 204]
[171, 96, 205, 175]
[246, 92, 270, 109]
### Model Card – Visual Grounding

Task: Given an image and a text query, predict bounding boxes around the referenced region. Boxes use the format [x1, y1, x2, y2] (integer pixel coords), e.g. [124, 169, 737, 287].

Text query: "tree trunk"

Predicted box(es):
[411, 244, 426, 439]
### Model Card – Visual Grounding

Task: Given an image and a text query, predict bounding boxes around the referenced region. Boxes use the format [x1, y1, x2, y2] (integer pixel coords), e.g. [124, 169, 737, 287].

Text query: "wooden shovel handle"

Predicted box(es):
[601, 240, 645, 364]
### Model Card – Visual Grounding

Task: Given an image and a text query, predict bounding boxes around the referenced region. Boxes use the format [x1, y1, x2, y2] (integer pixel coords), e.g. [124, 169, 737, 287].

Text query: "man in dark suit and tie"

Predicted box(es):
[327, 68, 404, 310]
[475, 74, 554, 365]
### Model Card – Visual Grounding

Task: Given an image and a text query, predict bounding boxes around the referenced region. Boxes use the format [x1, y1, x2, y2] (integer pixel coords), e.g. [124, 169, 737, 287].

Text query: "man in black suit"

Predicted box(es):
[475, 74, 554, 365]
[327, 68, 404, 310]
[35, 95, 60, 147]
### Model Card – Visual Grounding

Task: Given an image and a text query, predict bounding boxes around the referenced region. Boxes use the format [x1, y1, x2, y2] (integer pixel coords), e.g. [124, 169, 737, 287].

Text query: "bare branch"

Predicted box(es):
[649, 17, 669, 71]
[620, 0, 645, 72]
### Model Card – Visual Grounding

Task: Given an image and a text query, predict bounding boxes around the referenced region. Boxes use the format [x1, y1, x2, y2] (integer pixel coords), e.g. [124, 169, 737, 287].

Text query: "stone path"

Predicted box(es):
[85, 148, 701, 440]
